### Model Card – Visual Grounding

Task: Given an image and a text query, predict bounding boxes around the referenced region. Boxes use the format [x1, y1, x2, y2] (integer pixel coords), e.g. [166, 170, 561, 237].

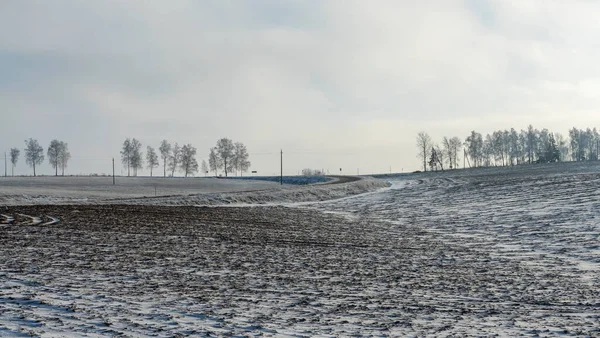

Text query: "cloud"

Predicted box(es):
[1, 1, 600, 174]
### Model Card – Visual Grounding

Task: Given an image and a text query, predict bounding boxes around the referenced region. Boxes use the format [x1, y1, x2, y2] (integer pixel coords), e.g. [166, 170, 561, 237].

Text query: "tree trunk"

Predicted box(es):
[55, 165, 58, 176]
[33, 163, 36, 177]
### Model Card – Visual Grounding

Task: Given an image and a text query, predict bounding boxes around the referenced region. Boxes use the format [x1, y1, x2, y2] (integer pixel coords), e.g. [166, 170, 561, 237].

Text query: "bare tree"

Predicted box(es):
[169, 143, 181, 177]
[201, 159, 208, 176]
[234, 142, 251, 176]
[525, 125, 537, 164]
[416, 132, 432, 172]
[208, 147, 220, 176]
[130, 139, 143, 176]
[47, 140, 62, 176]
[121, 138, 133, 177]
[449, 137, 462, 169]
[159, 140, 171, 177]
[146, 146, 159, 177]
[434, 144, 445, 171]
[58, 141, 70, 176]
[442, 137, 453, 169]
[216, 138, 235, 176]
[555, 133, 569, 161]
[10, 148, 20, 176]
[179, 144, 199, 177]
[465, 131, 483, 167]
[24, 138, 44, 176]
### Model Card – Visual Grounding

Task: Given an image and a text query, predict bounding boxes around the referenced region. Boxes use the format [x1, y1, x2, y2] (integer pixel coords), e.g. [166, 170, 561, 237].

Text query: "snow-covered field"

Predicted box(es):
[1, 164, 600, 336]
[0, 176, 282, 205]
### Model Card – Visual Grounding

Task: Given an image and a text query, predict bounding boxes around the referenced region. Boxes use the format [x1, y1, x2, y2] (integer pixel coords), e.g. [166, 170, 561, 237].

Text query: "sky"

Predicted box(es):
[2, 0, 600, 176]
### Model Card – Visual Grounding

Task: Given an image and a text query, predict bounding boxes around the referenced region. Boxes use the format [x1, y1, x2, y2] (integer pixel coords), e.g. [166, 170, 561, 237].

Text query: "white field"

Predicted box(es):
[0, 176, 282, 205]
[1, 164, 599, 336]
[0, 176, 387, 206]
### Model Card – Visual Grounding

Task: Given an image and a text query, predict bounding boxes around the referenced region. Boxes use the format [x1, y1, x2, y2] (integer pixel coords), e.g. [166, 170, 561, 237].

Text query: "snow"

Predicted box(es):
[1, 163, 600, 336]
[0, 176, 284, 205]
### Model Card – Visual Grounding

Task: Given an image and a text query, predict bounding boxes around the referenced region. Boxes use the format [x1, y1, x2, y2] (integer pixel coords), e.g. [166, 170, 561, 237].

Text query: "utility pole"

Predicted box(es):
[280, 149, 283, 185]
[112, 158, 115, 185]
[4, 152, 6, 177]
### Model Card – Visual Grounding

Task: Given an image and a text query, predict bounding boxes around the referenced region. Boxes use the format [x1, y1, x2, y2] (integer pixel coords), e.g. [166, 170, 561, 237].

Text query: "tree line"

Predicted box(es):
[4, 137, 251, 178]
[417, 125, 598, 172]
[6, 139, 71, 177]
[121, 137, 251, 177]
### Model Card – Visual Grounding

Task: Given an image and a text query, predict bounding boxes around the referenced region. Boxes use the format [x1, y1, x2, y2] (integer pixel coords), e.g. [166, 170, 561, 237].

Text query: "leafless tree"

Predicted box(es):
[169, 143, 181, 177]
[146, 146, 159, 177]
[130, 139, 143, 176]
[201, 160, 208, 176]
[216, 138, 235, 176]
[434, 144, 445, 171]
[159, 140, 171, 177]
[179, 144, 199, 177]
[121, 138, 133, 177]
[10, 148, 20, 176]
[47, 140, 62, 176]
[233, 142, 251, 176]
[465, 131, 483, 167]
[442, 137, 453, 169]
[416, 132, 432, 172]
[208, 147, 220, 176]
[24, 138, 44, 176]
[449, 137, 462, 169]
[58, 141, 70, 176]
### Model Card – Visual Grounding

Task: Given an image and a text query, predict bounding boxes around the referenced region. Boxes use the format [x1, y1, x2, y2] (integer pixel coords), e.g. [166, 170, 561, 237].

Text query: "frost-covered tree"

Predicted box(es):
[208, 147, 220, 176]
[146, 146, 159, 177]
[121, 138, 133, 176]
[555, 133, 569, 161]
[179, 144, 199, 177]
[434, 144, 444, 171]
[24, 138, 44, 176]
[233, 142, 251, 176]
[159, 140, 171, 177]
[10, 148, 20, 176]
[58, 141, 70, 176]
[416, 132, 432, 172]
[525, 125, 538, 164]
[130, 139, 143, 176]
[442, 136, 462, 169]
[449, 137, 462, 169]
[509, 128, 521, 165]
[47, 140, 62, 176]
[215, 138, 235, 176]
[169, 143, 181, 177]
[464, 131, 483, 167]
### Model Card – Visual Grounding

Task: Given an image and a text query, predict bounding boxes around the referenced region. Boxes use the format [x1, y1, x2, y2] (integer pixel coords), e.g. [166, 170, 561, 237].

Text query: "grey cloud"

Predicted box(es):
[2, 1, 600, 175]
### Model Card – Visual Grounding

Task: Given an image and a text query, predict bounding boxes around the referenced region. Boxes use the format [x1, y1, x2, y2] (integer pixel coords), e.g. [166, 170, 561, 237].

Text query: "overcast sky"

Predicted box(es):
[2, 1, 600, 176]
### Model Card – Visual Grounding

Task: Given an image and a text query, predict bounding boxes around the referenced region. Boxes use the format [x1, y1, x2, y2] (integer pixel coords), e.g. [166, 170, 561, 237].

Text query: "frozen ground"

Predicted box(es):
[0, 175, 383, 206]
[0, 176, 282, 205]
[1, 164, 600, 336]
